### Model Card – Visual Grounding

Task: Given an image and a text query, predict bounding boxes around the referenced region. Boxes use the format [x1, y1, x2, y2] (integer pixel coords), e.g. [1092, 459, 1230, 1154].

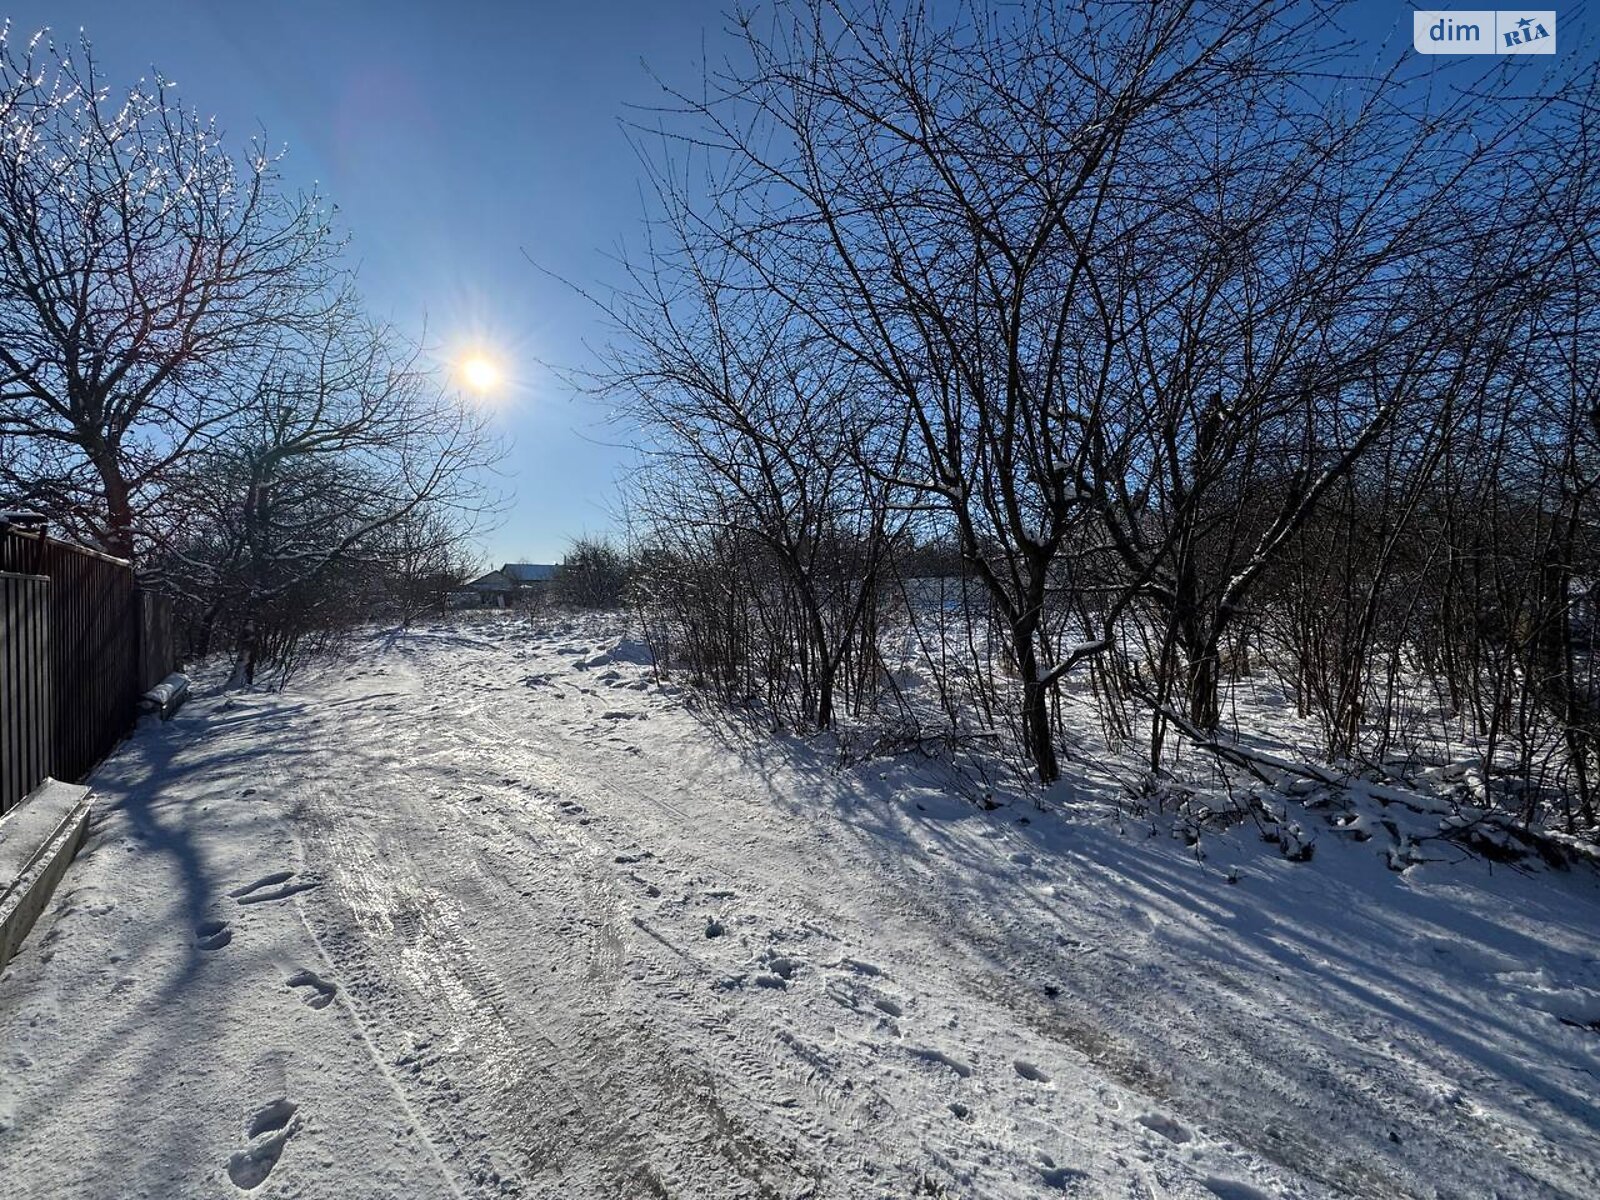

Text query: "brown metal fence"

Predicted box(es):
[0, 524, 175, 814]
[1, 571, 51, 815]
[138, 589, 176, 695]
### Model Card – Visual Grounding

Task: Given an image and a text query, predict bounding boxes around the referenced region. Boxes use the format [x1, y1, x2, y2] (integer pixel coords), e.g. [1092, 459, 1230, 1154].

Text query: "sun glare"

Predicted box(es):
[459, 354, 501, 394]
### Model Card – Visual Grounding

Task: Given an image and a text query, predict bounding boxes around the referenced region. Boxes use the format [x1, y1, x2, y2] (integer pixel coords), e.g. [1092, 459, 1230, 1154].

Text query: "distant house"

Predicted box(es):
[452, 569, 515, 609]
[501, 563, 556, 587]
[449, 563, 557, 609]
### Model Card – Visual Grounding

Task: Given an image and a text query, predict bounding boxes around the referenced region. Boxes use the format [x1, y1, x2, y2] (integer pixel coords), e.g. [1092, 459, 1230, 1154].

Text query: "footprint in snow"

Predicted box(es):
[1037, 1155, 1088, 1190]
[229, 871, 293, 896]
[1136, 1112, 1193, 1144]
[1203, 1177, 1275, 1200]
[232, 872, 320, 905]
[285, 969, 337, 1010]
[909, 1045, 972, 1078]
[195, 919, 232, 951]
[1014, 1059, 1051, 1084]
[823, 975, 903, 1023]
[227, 1099, 301, 1190]
[391, 908, 423, 945]
[762, 954, 800, 981]
[623, 873, 662, 898]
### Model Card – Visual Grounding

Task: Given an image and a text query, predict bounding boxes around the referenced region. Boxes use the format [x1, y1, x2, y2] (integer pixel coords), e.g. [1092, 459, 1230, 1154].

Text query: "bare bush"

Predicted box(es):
[554, 537, 631, 608]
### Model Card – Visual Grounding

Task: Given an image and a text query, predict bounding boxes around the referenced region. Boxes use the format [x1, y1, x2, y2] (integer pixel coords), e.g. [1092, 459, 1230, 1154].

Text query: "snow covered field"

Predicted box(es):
[1, 612, 1597, 1199]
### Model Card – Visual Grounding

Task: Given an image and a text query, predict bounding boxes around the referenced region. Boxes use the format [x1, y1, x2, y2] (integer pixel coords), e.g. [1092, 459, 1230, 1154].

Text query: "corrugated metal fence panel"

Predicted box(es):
[46, 539, 139, 783]
[138, 590, 176, 693]
[1, 525, 145, 795]
[0, 526, 47, 574]
[0, 572, 51, 815]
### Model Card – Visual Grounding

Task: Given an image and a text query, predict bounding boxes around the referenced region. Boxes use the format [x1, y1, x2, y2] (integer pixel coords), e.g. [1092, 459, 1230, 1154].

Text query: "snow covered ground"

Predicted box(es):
[1, 612, 1597, 1198]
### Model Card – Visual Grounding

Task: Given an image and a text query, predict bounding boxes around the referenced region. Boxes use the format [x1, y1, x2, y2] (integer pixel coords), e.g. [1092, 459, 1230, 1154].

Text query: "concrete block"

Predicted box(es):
[0, 778, 92, 970]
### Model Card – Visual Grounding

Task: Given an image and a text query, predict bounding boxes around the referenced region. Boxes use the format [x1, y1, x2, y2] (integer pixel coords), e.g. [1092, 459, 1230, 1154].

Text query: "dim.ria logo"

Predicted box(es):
[1413, 10, 1556, 54]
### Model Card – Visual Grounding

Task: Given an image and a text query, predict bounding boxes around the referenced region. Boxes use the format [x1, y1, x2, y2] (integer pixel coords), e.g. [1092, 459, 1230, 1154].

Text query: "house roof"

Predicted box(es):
[501, 562, 556, 583]
[466, 570, 513, 591]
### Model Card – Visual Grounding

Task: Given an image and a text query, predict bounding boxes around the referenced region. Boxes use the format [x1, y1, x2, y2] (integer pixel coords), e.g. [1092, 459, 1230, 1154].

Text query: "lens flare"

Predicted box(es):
[459, 354, 500, 393]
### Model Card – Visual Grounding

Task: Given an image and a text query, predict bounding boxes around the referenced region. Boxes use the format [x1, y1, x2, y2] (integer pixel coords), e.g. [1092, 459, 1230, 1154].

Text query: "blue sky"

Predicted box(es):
[2, 2, 1589, 567]
[3, 0, 728, 566]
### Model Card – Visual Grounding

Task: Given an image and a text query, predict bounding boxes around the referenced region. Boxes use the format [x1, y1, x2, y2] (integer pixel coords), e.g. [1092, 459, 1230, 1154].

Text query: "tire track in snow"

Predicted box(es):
[454, 634, 999, 1190]
[281, 640, 824, 1197]
[253, 741, 471, 1199]
[469, 701, 898, 1141]
[289, 876, 468, 1199]
[268, 620, 1297, 1199]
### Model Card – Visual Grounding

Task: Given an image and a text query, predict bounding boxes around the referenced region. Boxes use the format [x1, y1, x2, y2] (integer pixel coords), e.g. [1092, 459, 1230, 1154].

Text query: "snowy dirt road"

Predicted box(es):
[2, 614, 1598, 1199]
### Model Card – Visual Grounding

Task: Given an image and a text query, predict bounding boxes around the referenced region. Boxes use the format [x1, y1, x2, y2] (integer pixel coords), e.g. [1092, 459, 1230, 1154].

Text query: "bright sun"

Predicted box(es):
[459, 354, 500, 394]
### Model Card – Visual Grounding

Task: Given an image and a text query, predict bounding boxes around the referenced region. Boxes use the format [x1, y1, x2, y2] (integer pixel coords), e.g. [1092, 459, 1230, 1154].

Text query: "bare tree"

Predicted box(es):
[0, 27, 335, 559]
[637, 1, 1375, 778]
[157, 297, 500, 682]
[635, 0, 1600, 788]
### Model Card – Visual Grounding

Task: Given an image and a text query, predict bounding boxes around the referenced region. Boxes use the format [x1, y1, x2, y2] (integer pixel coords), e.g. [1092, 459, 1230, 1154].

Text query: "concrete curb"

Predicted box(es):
[0, 779, 93, 970]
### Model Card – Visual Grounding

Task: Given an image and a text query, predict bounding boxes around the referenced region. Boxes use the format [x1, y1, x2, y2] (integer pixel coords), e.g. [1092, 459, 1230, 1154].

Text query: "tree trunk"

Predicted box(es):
[1013, 616, 1060, 782]
[228, 623, 259, 688]
[90, 443, 137, 561]
[1186, 648, 1222, 730]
